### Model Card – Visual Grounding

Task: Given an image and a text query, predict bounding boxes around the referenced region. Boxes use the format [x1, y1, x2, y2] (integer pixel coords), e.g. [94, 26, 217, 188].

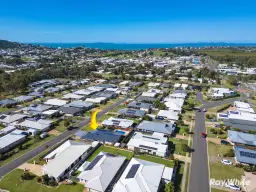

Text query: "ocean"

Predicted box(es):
[31, 42, 256, 50]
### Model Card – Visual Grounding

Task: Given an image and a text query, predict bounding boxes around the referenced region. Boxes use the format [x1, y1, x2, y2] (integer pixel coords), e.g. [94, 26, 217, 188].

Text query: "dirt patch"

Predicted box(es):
[207, 137, 221, 144]
[48, 129, 61, 136]
[18, 163, 43, 176]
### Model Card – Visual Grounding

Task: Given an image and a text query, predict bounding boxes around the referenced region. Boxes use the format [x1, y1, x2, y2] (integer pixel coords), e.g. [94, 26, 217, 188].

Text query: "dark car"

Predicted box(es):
[67, 126, 79, 131]
[220, 140, 230, 145]
[201, 132, 207, 138]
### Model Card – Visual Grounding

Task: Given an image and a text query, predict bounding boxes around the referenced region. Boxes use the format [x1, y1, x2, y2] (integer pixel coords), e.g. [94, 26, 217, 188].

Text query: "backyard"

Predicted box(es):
[0, 169, 84, 192]
[169, 138, 188, 156]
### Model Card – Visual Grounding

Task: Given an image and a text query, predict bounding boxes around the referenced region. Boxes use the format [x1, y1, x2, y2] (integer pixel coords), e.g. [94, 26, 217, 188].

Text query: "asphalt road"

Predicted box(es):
[0, 97, 127, 177]
[189, 109, 209, 192]
[190, 93, 248, 192]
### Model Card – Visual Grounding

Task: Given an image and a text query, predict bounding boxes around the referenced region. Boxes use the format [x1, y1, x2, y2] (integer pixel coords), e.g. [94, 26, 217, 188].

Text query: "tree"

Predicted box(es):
[165, 182, 175, 192]
[210, 128, 217, 134]
[37, 176, 42, 183]
[64, 119, 70, 127]
[42, 174, 50, 185]
[181, 143, 190, 152]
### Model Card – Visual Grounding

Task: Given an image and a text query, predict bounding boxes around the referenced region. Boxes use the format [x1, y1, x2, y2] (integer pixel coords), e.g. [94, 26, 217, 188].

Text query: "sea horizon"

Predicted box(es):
[29, 42, 256, 50]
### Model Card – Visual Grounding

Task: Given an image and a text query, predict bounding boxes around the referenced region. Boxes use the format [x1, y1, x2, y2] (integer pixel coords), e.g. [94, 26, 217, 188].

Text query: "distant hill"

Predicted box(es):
[0, 40, 21, 49]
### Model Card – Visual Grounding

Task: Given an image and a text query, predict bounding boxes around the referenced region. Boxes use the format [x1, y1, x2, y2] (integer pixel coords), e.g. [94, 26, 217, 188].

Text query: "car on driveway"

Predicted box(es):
[225, 182, 241, 191]
[221, 140, 230, 145]
[221, 159, 232, 165]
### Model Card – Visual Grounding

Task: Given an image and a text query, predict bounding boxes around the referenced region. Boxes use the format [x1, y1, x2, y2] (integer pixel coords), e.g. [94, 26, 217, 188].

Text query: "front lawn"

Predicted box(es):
[208, 142, 233, 157]
[0, 169, 84, 192]
[211, 188, 226, 192]
[134, 154, 174, 167]
[86, 145, 134, 161]
[169, 138, 188, 156]
[177, 125, 189, 135]
[210, 162, 244, 180]
[0, 107, 14, 113]
[0, 135, 54, 166]
[207, 127, 228, 139]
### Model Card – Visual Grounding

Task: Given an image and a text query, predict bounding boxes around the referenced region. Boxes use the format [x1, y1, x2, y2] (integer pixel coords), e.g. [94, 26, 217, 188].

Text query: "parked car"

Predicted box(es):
[202, 108, 207, 112]
[220, 140, 230, 145]
[67, 126, 78, 130]
[201, 132, 207, 138]
[225, 182, 241, 191]
[221, 159, 232, 165]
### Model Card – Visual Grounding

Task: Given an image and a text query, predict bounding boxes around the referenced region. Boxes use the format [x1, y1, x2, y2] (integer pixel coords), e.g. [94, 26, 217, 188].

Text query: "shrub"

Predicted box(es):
[224, 149, 235, 157]
[210, 128, 217, 134]
[37, 176, 42, 183]
[181, 144, 190, 152]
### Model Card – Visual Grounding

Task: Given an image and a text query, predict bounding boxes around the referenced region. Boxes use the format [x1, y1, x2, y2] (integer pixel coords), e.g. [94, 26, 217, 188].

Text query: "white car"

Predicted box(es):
[221, 159, 233, 165]
[225, 183, 241, 191]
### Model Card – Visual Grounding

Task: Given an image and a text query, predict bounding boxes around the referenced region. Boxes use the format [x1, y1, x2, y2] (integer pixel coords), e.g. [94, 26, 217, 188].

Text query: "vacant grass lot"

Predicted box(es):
[208, 142, 233, 157]
[210, 162, 244, 180]
[134, 154, 174, 167]
[198, 49, 256, 57]
[206, 127, 228, 139]
[169, 138, 188, 156]
[211, 188, 227, 192]
[86, 145, 134, 161]
[0, 169, 84, 192]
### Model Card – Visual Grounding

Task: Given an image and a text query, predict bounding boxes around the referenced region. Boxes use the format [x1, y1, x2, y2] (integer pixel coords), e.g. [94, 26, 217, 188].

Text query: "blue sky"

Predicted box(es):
[0, 0, 256, 43]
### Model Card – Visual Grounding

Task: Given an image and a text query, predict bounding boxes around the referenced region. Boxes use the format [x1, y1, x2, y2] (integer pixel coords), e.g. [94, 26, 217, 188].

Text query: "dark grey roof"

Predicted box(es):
[128, 101, 152, 110]
[96, 91, 116, 99]
[82, 129, 122, 143]
[97, 84, 117, 89]
[28, 92, 44, 97]
[174, 90, 187, 94]
[117, 108, 145, 117]
[228, 130, 256, 146]
[136, 120, 175, 135]
[136, 96, 157, 103]
[0, 99, 18, 106]
[59, 106, 83, 115]
[161, 83, 171, 88]
[66, 101, 94, 109]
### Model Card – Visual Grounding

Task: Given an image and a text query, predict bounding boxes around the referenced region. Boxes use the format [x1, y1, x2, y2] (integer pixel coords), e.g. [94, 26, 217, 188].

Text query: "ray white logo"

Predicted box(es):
[210, 178, 250, 187]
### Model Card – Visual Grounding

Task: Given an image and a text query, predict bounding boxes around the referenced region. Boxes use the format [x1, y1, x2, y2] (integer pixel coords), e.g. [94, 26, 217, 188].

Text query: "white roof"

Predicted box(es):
[102, 117, 134, 128]
[127, 132, 168, 153]
[78, 152, 126, 192]
[73, 89, 95, 96]
[157, 110, 179, 121]
[112, 158, 165, 192]
[43, 140, 91, 178]
[18, 119, 52, 131]
[0, 114, 27, 124]
[44, 98, 68, 106]
[169, 93, 187, 99]
[0, 132, 26, 150]
[164, 101, 182, 111]
[87, 86, 105, 92]
[42, 110, 59, 115]
[234, 101, 255, 113]
[226, 110, 256, 122]
[85, 97, 106, 103]
[148, 89, 162, 94]
[210, 87, 233, 94]
[62, 93, 84, 99]
[148, 82, 161, 87]
[174, 83, 181, 88]
[163, 98, 184, 106]
[0, 125, 16, 134]
[162, 167, 174, 181]
[141, 92, 157, 98]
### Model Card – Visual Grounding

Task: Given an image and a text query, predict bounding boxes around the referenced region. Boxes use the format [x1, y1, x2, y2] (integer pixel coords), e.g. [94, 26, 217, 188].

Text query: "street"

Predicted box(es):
[0, 97, 127, 177]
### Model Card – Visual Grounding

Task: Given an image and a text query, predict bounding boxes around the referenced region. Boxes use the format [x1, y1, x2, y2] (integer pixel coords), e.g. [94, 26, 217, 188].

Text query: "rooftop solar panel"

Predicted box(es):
[85, 155, 104, 170]
[240, 151, 256, 159]
[0, 115, 7, 120]
[125, 164, 140, 179]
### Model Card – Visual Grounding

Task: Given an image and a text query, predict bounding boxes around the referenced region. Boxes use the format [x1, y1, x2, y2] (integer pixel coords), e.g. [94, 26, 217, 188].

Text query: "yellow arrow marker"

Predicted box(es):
[90, 110, 99, 130]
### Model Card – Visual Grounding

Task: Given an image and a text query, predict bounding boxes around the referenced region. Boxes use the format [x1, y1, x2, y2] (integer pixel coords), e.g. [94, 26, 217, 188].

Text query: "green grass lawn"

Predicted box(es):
[0, 169, 84, 192]
[0, 107, 14, 112]
[210, 162, 244, 180]
[206, 127, 227, 139]
[0, 135, 54, 167]
[110, 104, 126, 113]
[134, 154, 174, 167]
[208, 142, 233, 157]
[177, 125, 190, 135]
[169, 138, 188, 156]
[55, 121, 67, 132]
[86, 145, 134, 161]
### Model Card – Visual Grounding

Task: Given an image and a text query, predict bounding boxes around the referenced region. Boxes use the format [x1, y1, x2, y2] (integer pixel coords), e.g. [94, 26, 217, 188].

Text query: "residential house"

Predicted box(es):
[127, 132, 168, 157]
[157, 110, 179, 121]
[18, 119, 53, 134]
[13, 95, 34, 103]
[42, 140, 92, 182]
[62, 93, 84, 100]
[102, 117, 134, 131]
[117, 108, 145, 118]
[0, 114, 27, 125]
[136, 96, 157, 103]
[228, 130, 256, 165]
[58, 106, 84, 116]
[66, 100, 95, 110]
[112, 158, 174, 192]
[128, 101, 152, 113]
[73, 89, 96, 97]
[82, 129, 123, 145]
[148, 82, 161, 87]
[136, 121, 175, 136]
[78, 152, 126, 192]
[85, 97, 107, 104]
[0, 132, 27, 154]
[141, 92, 157, 98]
[44, 98, 68, 107]
[0, 125, 16, 135]
[233, 101, 255, 114]
[22, 104, 53, 115]
[218, 110, 256, 131]
[207, 87, 235, 99]
[0, 99, 18, 107]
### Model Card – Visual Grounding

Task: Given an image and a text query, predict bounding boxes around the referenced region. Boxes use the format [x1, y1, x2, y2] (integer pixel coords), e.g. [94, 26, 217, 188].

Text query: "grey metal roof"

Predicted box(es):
[0, 133, 26, 151]
[0, 99, 18, 106]
[128, 101, 152, 110]
[136, 96, 157, 103]
[78, 152, 126, 192]
[24, 104, 52, 112]
[58, 106, 83, 115]
[117, 108, 146, 117]
[228, 130, 256, 146]
[74, 130, 87, 137]
[66, 100, 94, 109]
[13, 95, 34, 102]
[82, 129, 123, 143]
[136, 120, 175, 135]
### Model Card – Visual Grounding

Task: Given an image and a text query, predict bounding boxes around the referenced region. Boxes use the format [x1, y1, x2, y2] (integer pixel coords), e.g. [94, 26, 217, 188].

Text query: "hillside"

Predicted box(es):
[0, 40, 21, 49]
